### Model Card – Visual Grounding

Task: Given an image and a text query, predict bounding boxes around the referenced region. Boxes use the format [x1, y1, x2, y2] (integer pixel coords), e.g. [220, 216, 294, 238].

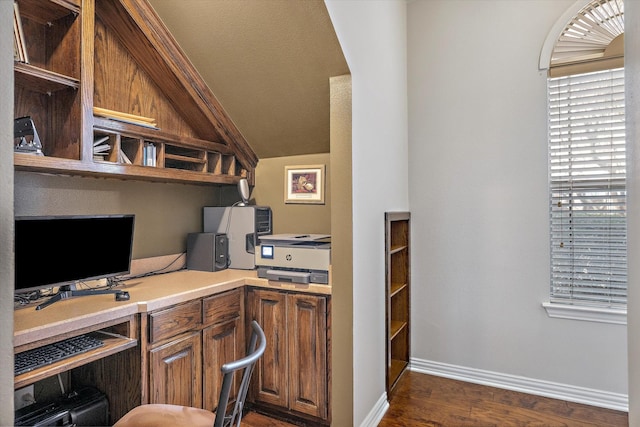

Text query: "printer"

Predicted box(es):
[255, 234, 330, 284]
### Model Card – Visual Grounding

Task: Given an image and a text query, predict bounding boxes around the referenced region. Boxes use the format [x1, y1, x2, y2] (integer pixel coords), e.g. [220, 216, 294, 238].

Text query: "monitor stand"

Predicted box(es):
[35, 282, 125, 311]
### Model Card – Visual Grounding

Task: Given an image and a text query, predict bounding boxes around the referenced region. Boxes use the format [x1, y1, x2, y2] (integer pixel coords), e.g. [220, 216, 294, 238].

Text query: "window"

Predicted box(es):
[542, 0, 626, 323]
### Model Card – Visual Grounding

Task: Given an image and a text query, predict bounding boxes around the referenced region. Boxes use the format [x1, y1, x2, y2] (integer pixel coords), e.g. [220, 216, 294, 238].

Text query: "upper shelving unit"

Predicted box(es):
[13, 0, 258, 186]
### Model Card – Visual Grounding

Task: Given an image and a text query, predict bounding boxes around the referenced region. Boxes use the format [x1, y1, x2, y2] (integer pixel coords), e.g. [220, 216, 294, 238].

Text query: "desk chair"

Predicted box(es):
[114, 320, 266, 427]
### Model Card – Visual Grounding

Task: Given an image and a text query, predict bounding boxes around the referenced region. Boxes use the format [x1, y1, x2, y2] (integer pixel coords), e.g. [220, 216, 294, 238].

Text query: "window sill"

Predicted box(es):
[542, 302, 626, 325]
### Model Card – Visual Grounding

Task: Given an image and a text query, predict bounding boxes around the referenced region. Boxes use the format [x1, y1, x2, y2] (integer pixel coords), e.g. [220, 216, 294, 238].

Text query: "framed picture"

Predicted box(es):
[284, 164, 325, 204]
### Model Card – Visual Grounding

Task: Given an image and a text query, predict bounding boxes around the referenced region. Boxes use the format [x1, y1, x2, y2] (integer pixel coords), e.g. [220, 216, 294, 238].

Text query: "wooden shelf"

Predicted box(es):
[164, 153, 206, 164]
[18, 0, 80, 24]
[390, 281, 407, 297]
[14, 152, 243, 185]
[389, 320, 407, 341]
[14, 330, 137, 389]
[14, 63, 80, 94]
[390, 244, 408, 255]
[388, 358, 408, 389]
[385, 211, 410, 395]
[93, 118, 234, 155]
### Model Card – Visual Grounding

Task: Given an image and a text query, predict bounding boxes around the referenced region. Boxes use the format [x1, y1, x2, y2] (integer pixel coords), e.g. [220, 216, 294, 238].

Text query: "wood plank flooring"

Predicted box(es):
[242, 371, 628, 426]
[241, 411, 299, 427]
[378, 371, 628, 427]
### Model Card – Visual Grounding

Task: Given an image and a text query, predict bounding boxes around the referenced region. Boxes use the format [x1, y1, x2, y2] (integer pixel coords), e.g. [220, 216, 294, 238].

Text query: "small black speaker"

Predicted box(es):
[187, 232, 228, 271]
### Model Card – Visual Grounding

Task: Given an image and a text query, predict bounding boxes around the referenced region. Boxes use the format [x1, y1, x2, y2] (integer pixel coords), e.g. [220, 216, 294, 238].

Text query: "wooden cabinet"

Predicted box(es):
[13, 0, 257, 185]
[145, 288, 244, 410]
[247, 288, 329, 424]
[385, 211, 410, 394]
[147, 299, 202, 406]
[149, 331, 202, 407]
[202, 290, 245, 413]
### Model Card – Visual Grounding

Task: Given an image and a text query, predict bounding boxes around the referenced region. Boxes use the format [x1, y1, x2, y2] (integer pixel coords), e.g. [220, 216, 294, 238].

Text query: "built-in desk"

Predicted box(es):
[14, 269, 332, 423]
[15, 269, 331, 348]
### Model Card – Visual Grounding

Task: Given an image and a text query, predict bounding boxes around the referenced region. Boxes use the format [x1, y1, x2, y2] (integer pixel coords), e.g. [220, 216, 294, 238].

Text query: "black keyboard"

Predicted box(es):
[15, 334, 104, 376]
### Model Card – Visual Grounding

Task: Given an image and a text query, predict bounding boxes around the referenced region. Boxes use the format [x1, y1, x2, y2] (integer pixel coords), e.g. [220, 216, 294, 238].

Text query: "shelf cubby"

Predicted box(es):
[165, 145, 207, 172]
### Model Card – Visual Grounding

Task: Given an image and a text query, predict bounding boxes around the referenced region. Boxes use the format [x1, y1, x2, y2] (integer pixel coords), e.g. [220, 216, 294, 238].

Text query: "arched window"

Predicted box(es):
[541, 0, 626, 323]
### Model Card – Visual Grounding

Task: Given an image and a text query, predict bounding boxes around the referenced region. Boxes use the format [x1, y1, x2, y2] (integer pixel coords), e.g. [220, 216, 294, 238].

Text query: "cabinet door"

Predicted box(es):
[248, 289, 288, 408]
[149, 331, 202, 408]
[202, 317, 243, 412]
[287, 294, 328, 419]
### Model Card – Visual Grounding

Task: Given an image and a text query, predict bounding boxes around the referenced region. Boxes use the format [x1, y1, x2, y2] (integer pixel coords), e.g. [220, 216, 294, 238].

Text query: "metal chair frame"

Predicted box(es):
[214, 320, 266, 427]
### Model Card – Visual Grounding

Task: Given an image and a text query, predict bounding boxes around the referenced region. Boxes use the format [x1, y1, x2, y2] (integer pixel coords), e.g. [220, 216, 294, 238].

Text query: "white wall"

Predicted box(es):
[0, 1, 14, 423]
[625, 1, 640, 424]
[324, 1, 409, 425]
[408, 0, 627, 402]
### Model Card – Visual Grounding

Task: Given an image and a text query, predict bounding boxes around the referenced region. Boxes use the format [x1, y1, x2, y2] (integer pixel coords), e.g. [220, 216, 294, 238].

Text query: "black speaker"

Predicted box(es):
[187, 232, 228, 271]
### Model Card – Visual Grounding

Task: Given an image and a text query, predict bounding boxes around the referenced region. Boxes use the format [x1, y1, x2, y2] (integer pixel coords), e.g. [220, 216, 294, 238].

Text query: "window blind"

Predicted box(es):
[548, 68, 627, 308]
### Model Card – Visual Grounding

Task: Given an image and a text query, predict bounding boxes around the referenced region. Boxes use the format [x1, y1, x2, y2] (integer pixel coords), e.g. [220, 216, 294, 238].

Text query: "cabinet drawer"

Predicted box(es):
[203, 289, 242, 327]
[149, 300, 202, 344]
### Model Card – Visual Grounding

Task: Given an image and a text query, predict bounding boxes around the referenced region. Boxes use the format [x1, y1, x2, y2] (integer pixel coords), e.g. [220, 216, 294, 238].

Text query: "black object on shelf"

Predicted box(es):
[14, 116, 43, 156]
[14, 386, 108, 427]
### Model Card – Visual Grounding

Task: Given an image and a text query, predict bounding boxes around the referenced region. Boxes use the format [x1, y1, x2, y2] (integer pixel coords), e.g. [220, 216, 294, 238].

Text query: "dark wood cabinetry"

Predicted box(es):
[14, 271, 331, 425]
[145, 288, 244, 410]
[149, 331, 202, 407]
[13, 0, 257, 185]
[247, 288, 330, 424]
[201, 290, 245, 413]
[385, 211, 410, 395]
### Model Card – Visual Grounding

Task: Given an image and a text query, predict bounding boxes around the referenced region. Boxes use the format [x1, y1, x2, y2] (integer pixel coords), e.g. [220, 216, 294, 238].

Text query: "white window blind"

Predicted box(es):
[548, 68, 627, 309]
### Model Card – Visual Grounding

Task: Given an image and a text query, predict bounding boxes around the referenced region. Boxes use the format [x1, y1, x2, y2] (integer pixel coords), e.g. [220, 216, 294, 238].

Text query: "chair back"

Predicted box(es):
[213, 320, 266, 427]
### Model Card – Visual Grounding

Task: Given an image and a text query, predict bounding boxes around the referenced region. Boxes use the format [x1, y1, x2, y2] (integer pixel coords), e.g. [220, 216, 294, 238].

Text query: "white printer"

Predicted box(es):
[255, 234, 330, 284]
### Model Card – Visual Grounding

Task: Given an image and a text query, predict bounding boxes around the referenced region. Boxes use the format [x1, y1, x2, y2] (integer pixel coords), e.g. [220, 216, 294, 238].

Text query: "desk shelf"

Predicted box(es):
[14, 316, 138, 389]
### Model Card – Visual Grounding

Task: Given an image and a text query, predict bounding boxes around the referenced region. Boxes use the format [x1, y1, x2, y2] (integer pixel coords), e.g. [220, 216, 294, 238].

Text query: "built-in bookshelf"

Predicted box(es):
[385, 211, 410, 394]
[12, 0, 256, 186]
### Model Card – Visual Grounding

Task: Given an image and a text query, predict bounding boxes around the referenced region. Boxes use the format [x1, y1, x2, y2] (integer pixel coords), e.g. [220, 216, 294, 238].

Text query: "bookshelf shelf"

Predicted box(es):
[385, 212, 410, 395]
[18, 0, 80, 25]
[15, 63, 80, 93]
[390, 281, 407, 298]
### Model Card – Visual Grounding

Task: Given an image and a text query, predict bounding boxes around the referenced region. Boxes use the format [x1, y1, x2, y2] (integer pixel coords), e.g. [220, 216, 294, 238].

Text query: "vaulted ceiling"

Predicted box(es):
[147, 0, 350, 160]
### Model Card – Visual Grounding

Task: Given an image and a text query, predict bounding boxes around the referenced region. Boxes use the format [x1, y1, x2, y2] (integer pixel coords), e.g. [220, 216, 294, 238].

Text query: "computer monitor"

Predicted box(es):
[15, 214, 135, 309]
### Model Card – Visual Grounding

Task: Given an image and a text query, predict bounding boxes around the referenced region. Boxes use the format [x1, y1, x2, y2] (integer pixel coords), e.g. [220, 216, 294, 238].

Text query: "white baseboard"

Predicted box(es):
[410, 358, 628, 412]
[359, 392, 390, 427]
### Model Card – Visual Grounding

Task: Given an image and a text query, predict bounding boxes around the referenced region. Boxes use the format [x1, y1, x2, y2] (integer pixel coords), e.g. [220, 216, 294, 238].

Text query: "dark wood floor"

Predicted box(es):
[242, 411, 298, 427]
[379, 371, 628, 427]
[241, 371, 628, 426]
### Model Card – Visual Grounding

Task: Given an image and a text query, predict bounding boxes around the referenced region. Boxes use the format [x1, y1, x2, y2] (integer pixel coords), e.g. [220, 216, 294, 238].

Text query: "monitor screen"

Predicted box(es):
[15, 215, 135, 293]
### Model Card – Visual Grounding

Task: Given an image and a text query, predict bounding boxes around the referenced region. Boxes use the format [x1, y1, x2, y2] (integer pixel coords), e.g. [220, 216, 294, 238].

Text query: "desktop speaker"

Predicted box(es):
[187, 232, 229, 271]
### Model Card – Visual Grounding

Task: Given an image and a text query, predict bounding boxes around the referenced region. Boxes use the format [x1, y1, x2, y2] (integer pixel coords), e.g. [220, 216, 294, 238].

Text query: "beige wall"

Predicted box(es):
[328, 74, 353, 426]
[1, 1, 15, 422]
[14, 172, 221, 259]
[253, 153, 331, 235]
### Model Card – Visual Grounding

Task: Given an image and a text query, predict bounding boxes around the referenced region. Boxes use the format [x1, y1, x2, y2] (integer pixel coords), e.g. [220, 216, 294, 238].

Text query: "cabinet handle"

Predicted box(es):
[275, 330, 279, 365]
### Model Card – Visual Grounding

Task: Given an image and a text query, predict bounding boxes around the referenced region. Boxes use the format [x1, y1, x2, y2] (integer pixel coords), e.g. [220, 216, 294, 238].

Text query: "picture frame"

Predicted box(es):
[284, 164, 325, 204]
